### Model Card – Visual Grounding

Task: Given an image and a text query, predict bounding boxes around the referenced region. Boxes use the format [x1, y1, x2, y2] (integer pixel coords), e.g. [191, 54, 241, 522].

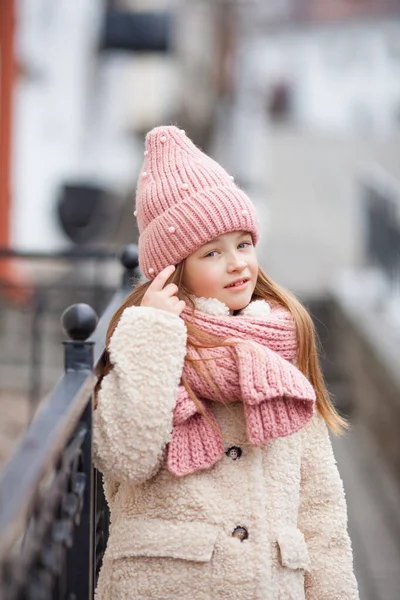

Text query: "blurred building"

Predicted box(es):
[0, 0, 15, 257]
[9, 0, 131, 251]
[2, 0, 232, 253]
[242, 0, 400, 136]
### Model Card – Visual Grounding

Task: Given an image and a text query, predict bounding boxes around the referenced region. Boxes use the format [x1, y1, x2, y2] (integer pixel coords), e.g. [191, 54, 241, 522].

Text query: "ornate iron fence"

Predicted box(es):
[0, 245, 139, 599]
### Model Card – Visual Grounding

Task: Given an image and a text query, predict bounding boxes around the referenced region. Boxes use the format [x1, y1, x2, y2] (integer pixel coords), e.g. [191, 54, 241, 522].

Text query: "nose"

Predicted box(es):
[227, 251, 247, 273]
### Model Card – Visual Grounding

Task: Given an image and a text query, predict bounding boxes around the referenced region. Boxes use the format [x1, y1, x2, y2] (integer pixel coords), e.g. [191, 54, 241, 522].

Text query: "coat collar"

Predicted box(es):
[192, 296, 271, 320]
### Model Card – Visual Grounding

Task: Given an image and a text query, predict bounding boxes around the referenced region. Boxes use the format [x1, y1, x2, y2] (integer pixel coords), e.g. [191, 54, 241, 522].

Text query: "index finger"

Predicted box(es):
[148, 265, 176, 291]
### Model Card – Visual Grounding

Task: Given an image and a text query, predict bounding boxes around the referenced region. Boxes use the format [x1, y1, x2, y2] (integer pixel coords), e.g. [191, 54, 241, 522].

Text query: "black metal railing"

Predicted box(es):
[362, 165, 400, 296]
[0, 247, 120, 414]
[0, 244, 139, 600]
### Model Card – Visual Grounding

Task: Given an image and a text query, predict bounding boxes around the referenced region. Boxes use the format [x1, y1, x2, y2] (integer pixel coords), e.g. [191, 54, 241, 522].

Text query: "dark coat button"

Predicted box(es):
[226, 446, 242, 460]
[232, 526, 248, 541]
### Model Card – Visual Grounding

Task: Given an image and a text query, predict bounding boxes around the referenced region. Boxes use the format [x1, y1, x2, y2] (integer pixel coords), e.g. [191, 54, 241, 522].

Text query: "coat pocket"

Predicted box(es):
[276, 526, 311, 572]
[107, 517, 220, 562]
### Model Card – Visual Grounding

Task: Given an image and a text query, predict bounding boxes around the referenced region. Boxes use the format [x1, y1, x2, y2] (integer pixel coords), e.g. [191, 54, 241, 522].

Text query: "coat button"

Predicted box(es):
[232, 526, 248, 542]
[226, 446, 242, 460]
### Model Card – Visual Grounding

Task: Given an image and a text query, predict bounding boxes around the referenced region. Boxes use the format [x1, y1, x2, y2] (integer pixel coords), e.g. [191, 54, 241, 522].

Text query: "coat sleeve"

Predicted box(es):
[93, 305, 187, 485]
[298, 413, 359, 600]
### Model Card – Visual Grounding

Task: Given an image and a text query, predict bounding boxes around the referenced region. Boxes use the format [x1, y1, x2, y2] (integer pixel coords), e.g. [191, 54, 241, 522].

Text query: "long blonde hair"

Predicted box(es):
[96, 262, 347, 434]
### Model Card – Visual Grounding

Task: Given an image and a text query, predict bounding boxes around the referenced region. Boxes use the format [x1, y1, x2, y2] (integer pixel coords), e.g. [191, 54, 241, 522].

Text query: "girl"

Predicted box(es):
[94, 125, 359, 600]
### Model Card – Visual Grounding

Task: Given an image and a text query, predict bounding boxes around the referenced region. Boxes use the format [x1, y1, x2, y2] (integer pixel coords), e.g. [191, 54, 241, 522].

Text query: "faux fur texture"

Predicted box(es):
[93, 306, 187, 485]
[94, 299, 359, 600]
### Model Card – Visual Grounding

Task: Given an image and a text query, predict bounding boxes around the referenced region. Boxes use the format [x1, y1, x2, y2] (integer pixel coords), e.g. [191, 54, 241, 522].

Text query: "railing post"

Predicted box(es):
[62, 303, 98, 600]
[120, 244, 140, 291]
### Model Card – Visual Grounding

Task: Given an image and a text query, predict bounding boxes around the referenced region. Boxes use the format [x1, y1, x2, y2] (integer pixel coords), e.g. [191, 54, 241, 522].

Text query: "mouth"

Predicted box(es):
[224, 278, 250, 290]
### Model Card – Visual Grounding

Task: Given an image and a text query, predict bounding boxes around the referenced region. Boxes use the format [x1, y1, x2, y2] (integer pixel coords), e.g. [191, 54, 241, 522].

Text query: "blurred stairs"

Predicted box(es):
[308, 300, 400, 599]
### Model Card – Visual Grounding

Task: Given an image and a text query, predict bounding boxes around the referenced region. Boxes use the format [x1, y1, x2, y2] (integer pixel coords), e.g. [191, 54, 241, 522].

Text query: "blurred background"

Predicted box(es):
[1, 1, 400, 598]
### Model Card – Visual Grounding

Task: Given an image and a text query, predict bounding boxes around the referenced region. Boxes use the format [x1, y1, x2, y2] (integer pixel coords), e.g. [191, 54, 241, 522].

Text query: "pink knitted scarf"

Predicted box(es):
[167, 302, 316, 477]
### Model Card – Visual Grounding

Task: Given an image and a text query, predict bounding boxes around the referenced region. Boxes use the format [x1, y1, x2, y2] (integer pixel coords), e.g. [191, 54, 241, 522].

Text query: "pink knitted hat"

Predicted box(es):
[134, 125, 260, 278]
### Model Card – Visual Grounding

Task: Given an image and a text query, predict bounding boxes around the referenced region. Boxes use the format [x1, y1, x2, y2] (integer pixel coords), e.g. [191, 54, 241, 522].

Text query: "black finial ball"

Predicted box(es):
[120, 244, 139, 271]
[62, 303, 98, 341]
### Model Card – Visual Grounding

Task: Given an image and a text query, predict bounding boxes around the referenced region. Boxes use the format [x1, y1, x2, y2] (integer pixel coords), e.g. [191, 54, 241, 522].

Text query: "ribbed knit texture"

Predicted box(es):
[135, 125, 260, 278]
[167, 306, 316, 477]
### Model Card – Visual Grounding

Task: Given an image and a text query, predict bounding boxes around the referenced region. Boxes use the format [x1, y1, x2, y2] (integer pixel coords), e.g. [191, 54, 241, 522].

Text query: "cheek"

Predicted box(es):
[249, 259, 259, 287]
[250, 254, 259, 275]
[183, 263, 202, 290]
[187, 264, 220, 295]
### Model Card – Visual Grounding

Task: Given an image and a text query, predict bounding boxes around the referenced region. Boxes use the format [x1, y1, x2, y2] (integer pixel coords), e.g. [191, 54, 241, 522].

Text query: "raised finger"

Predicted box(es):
[148, 265, 175, 291]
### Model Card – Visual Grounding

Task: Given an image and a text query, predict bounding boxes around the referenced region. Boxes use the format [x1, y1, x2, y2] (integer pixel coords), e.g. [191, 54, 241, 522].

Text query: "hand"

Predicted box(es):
[141, 265, 186, 317]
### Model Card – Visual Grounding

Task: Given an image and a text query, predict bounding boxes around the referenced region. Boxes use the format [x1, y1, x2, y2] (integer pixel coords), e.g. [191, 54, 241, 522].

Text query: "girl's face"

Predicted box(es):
[183, 231, 259, 311]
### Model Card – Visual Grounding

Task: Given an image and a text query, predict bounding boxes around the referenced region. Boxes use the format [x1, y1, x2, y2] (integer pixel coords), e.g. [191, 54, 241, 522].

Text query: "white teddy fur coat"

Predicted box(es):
[93, 298, 359, 600]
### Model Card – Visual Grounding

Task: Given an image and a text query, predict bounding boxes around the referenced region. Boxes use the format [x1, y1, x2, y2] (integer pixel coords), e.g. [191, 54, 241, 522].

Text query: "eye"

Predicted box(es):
[204, 250, 218, 258]
[238, 241, 252, 249]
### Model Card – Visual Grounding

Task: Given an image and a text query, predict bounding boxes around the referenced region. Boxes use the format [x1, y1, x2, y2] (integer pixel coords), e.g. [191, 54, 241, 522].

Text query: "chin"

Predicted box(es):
[226, 295, 253, 312]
